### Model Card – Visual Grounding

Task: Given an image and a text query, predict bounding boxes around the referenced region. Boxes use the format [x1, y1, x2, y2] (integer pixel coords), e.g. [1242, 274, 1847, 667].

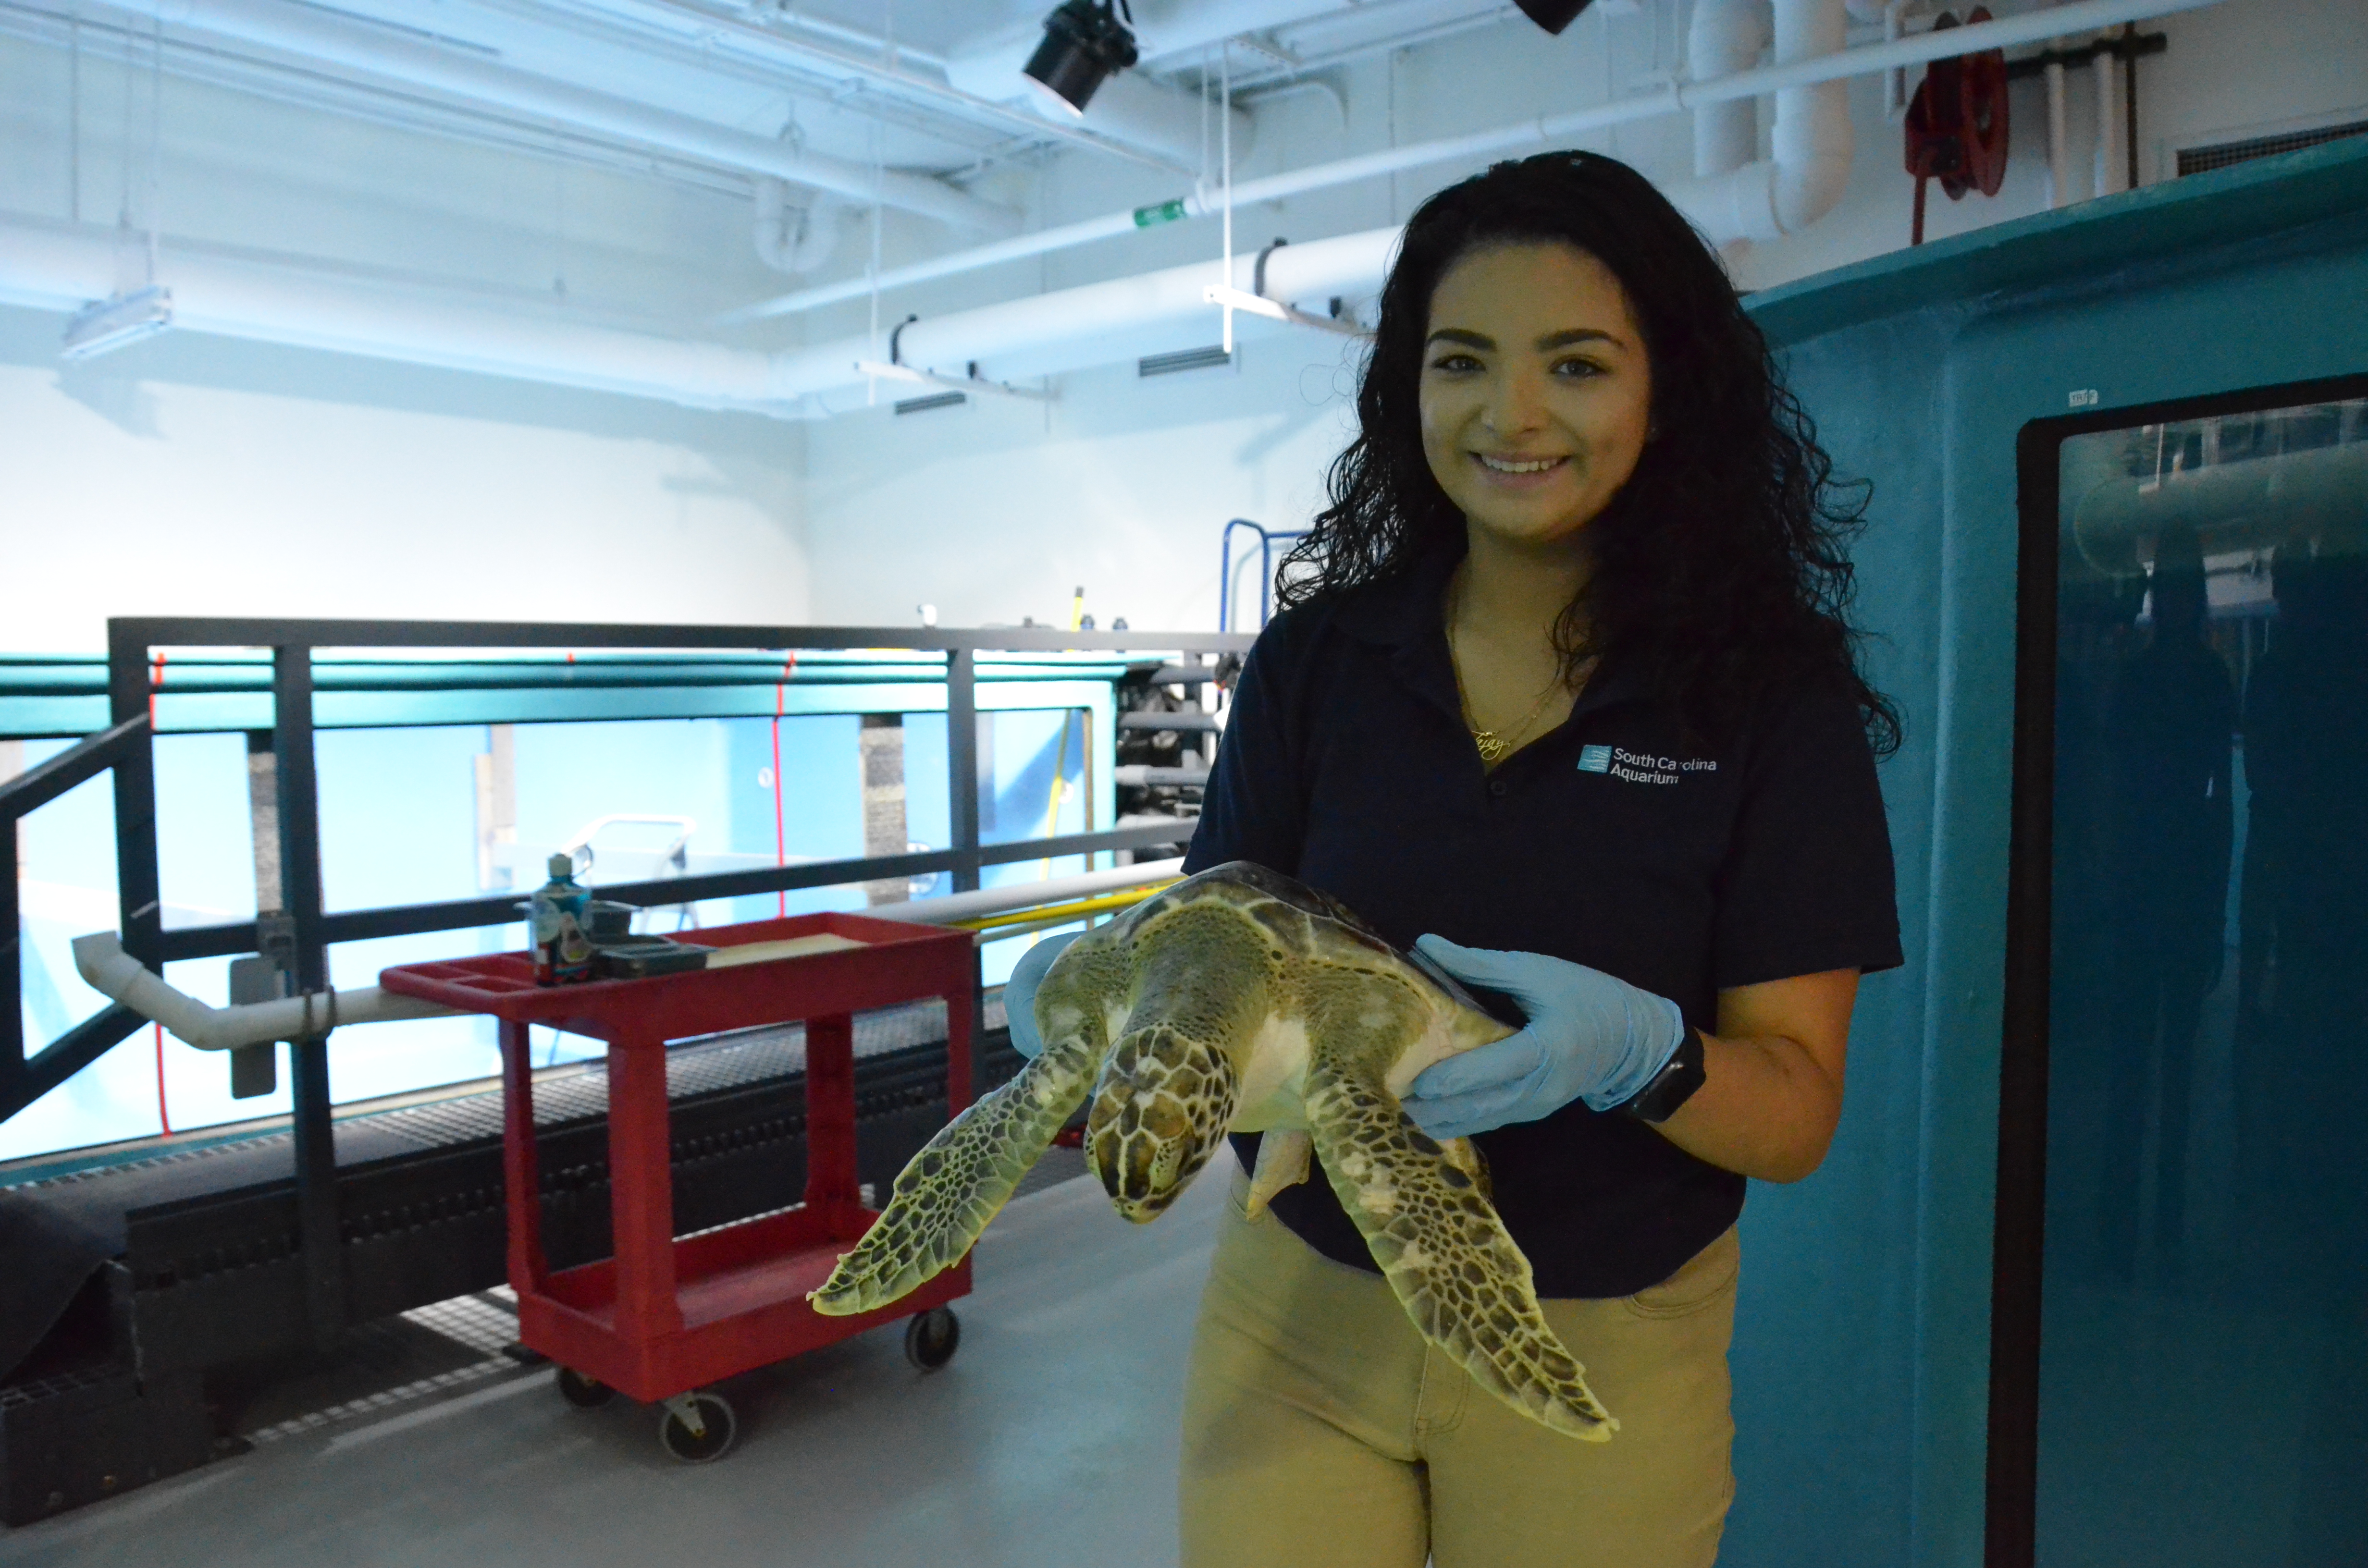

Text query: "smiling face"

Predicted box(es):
[1418, 242, 1655, 552]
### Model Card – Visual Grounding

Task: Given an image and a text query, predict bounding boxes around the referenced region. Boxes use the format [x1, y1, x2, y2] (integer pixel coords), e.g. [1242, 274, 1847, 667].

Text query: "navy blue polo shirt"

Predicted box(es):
[1183, 552, 1902, 1299]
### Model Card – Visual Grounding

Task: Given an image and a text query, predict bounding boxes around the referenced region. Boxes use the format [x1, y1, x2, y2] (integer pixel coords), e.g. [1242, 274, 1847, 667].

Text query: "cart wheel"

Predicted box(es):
[904, 1307, 961, 1372]
[657, 1393, 736, 1464]
[555, 1368, 614, 1409]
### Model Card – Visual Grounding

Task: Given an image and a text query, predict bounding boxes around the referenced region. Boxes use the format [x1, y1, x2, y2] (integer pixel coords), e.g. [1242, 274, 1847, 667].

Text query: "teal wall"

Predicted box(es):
[1722, 141, 2368, 1568]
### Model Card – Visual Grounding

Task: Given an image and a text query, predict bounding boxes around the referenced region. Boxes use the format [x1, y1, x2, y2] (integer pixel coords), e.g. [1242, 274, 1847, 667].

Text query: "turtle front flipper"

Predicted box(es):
[811, 941, 1121, 1316]
[1303, 1046, 1617, 1441]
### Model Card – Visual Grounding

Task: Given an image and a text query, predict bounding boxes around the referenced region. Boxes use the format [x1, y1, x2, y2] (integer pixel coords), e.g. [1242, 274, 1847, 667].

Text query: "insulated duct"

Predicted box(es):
[106, 0, 1016, 233]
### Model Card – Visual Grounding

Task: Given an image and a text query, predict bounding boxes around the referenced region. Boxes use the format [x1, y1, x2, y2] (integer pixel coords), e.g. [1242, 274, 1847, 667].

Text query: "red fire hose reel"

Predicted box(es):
[1904, 8, 2011, 245]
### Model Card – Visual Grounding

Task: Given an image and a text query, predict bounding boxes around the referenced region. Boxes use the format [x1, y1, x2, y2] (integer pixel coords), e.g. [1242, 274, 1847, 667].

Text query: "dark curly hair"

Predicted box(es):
[1278, 150, 1900, 757]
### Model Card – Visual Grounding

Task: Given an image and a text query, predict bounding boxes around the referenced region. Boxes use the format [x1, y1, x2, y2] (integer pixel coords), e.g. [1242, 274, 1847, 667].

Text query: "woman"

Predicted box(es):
[1013, 150, 1900, 1566]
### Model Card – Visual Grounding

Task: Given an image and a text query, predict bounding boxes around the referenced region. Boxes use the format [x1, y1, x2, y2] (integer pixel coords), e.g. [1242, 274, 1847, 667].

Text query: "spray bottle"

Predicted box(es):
[530, 852, 594, 985]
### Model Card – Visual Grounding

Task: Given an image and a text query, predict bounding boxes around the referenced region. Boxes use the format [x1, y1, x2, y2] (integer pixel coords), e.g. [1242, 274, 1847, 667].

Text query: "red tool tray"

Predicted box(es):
[381, 912, 975, 1411]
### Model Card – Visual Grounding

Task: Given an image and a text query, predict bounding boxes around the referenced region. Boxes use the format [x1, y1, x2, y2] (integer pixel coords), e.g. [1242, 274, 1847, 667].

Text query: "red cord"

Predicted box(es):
[153, 1022, 173, 1136]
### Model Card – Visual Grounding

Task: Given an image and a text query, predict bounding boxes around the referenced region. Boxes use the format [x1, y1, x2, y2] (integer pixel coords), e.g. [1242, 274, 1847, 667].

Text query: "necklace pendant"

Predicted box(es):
[1472, 729, 1507, 765]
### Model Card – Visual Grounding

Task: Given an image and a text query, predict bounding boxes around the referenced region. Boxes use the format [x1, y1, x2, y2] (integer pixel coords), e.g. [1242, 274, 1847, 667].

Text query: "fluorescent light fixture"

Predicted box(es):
[61, 285, 173, 362]
[1203, 284, 1373, 340]
[1022, 0, 1139, 117]
[852, 359, 1052, 403]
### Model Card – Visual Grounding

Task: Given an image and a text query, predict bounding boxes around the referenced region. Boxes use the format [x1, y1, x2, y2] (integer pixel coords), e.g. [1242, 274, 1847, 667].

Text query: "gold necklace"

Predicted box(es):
[1446, 627, 1565, 765]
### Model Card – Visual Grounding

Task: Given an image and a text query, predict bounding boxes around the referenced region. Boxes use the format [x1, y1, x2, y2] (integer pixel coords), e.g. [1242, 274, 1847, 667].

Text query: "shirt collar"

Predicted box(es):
[1333, 544, 1651, 730]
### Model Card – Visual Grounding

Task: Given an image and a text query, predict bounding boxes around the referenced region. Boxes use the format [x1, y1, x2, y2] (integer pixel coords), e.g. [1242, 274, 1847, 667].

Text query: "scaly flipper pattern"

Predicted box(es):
[1304, 1041, 1617, 1441]
[810, 1027, 1105, 1315]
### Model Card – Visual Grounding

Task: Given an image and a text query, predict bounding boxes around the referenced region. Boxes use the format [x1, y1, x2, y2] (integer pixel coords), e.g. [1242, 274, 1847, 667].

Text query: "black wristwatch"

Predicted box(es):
[1619, 1025, 1707, 1124]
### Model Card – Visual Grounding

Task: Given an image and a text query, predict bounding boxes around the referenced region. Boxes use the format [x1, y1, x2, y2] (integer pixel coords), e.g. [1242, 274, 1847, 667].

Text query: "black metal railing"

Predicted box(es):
[7, 614, 1253, 1350]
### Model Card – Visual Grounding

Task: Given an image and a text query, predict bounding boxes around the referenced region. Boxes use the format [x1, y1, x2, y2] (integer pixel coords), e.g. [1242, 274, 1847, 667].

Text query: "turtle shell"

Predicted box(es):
[1178, 860, 1520, 1027]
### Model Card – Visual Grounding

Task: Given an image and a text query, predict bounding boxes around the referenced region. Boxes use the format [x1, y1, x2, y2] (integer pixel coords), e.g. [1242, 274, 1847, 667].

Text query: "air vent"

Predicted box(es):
[893, 391, 967, 416]
[1139, 345, 1232, 378]
[2177, 120, 2368, 176]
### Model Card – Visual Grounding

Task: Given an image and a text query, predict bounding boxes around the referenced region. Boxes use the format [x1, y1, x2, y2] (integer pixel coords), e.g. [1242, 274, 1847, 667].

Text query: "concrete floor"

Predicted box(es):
[1, 1153, 1232, 1568]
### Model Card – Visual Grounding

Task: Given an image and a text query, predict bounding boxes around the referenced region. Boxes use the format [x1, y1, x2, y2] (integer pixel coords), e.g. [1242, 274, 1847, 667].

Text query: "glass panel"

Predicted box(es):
[2039, 395, 2368, 1565]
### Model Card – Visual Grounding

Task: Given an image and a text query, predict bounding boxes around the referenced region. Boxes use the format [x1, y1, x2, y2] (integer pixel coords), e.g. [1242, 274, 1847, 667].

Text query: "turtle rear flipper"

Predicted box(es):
[1303, 1056, 1617, 1441]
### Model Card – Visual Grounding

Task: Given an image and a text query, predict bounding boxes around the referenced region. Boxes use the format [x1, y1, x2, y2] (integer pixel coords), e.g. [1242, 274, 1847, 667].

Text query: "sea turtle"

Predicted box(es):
[809, 859, 1616, 1440]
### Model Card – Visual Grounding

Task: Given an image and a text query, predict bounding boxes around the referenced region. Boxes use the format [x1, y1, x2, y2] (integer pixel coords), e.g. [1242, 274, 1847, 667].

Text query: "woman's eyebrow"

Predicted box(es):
[1537, 327, 1624, 351]
[1425, 328, 1493, 350]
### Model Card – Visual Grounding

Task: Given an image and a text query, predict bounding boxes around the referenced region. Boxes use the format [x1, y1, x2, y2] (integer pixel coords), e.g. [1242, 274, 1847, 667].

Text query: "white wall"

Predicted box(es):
[0, 310, 810, 649]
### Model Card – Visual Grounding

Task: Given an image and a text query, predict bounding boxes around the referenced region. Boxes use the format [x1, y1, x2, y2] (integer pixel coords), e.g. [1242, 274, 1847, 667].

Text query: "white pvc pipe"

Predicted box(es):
[732, 0, 2226, 323]
[1770, 0, 1854, 235]
[72, 932, 460, 1051]
[2094, 40, 2129, 196]
[2046, 59, 2072, 208]
[108, 0, 1016, 233]
[1690, 0, 1769, 180]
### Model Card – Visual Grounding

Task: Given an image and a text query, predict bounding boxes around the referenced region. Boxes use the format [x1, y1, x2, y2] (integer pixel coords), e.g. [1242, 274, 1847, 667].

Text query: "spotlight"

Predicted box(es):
[1515, 0, 1596, 35]
[1022, 0, 1138, 117]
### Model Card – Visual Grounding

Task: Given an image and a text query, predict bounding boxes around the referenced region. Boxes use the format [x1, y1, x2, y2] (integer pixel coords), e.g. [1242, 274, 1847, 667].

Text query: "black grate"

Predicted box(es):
[2177, 121, 2368, 176]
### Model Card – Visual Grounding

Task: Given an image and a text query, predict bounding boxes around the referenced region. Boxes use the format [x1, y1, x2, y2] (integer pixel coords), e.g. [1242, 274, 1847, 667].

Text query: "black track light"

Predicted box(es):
[1022, 0, 1139, 117]
[1516, 0, 1596, 34]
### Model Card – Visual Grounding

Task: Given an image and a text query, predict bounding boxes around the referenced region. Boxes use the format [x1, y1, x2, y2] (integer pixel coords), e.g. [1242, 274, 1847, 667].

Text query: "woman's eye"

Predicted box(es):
[1428, 353, 1481, 373]
[1553, 358, 1606, 380]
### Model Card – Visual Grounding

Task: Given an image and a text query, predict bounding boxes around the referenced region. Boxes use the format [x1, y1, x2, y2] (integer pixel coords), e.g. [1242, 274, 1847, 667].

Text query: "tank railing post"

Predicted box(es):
[273, 641, 346, 1352]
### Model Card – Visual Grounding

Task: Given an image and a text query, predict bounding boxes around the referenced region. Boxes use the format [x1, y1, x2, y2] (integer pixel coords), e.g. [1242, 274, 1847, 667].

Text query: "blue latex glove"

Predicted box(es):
[1002, 929, 1084, 1059]
[1401, 935, 1688, 1139]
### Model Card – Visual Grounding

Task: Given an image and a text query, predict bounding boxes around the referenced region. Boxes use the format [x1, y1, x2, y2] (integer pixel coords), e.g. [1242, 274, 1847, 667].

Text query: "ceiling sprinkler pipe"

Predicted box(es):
[122, 0, 1018, 233]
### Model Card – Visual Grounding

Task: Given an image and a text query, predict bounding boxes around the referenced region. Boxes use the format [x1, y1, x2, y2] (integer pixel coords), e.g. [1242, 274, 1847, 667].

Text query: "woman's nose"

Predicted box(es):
[1479, 370, 1547, 436]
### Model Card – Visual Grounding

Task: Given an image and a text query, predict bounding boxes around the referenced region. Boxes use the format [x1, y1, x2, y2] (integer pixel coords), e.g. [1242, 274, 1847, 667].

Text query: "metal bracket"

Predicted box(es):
[661, 1392, 708, 1438]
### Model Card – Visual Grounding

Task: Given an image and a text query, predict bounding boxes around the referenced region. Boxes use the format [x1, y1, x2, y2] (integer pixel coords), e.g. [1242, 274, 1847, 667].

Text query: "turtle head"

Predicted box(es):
[1086, 1024, 1240, 1222]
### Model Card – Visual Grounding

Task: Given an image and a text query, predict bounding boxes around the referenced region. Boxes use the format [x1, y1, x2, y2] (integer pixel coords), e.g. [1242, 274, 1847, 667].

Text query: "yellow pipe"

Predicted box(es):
[958, 881, 1175, 933]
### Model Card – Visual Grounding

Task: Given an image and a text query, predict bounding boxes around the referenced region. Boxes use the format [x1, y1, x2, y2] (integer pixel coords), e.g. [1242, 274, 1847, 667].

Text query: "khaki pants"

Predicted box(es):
[1179, 1178, 1739, 1568]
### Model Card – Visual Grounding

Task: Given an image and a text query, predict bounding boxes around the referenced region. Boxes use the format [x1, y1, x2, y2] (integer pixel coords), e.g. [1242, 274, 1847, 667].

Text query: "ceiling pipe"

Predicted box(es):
[0, 1, 2226, 420]
[754, 183, 845, 275]
[0, 216, 790, 411]
[1672, 0, 1854, 245]
[96, 0, 1018, 233]
[725, 0, 2225, 324]
[1690, 0, 1769, 180]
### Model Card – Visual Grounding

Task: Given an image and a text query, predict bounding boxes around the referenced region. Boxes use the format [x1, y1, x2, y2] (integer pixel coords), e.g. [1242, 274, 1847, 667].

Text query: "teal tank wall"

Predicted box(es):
[1722, 138, 2368, 1568]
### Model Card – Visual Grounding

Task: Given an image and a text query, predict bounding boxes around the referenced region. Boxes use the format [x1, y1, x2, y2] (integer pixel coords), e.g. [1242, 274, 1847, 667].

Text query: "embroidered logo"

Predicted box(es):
[1579, 746, 1718, 785]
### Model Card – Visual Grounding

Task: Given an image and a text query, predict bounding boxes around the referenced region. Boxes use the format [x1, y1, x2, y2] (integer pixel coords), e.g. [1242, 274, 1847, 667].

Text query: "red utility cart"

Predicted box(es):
[380, 912, 976, 1462]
